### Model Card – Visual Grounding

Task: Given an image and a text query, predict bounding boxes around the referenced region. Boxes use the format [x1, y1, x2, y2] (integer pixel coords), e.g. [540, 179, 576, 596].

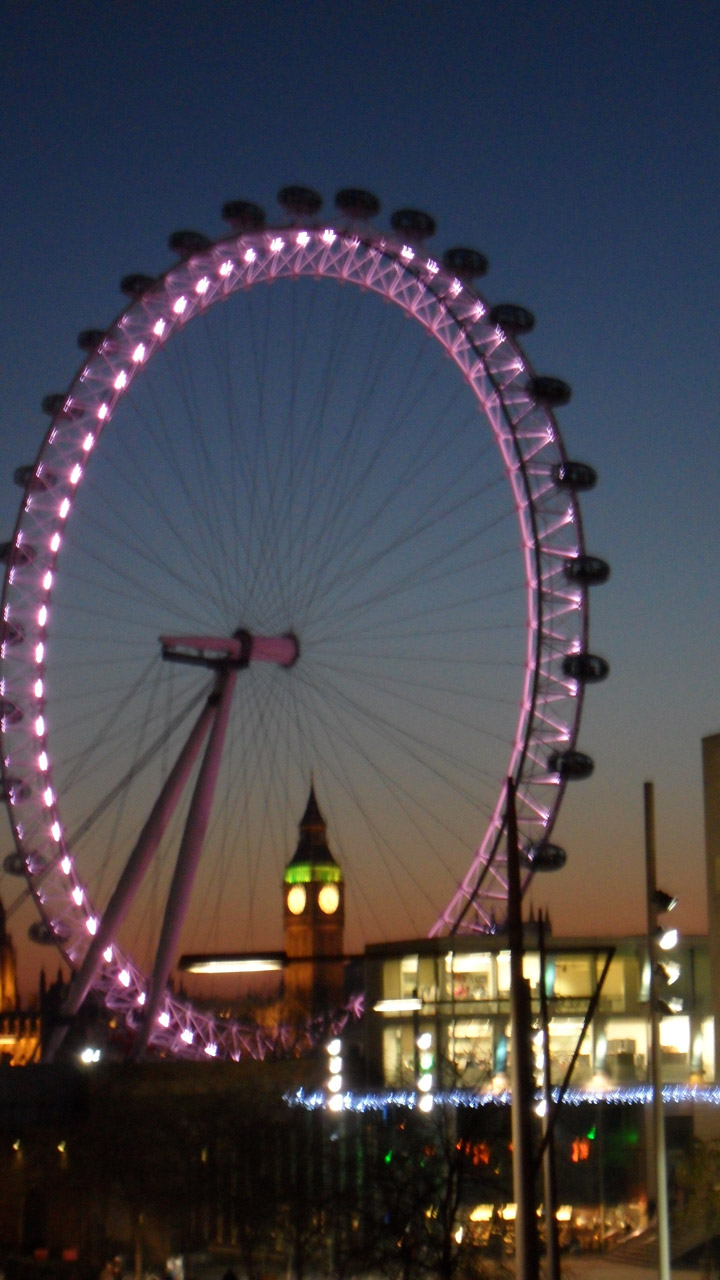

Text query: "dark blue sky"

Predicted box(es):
[1, 1, 717, 993]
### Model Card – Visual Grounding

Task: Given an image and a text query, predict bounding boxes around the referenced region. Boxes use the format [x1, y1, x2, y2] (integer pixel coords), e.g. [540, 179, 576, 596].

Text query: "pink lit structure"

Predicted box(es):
[0, 187, 607, 1060]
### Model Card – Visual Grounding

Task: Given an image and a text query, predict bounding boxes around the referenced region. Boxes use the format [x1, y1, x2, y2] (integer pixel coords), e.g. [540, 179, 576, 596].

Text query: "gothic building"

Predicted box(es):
[283, 784, 345, 1016]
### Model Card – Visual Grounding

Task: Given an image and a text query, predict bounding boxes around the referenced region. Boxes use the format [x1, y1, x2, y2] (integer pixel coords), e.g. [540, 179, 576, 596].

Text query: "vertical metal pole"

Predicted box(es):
[507, 778, 540, 1280]
[644, 780, 672, 1280]
[538, 912, 560, 1280]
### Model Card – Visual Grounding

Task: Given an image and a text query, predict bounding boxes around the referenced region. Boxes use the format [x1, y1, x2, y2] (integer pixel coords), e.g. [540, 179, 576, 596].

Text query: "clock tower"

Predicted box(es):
[283, 784, 345, 1015]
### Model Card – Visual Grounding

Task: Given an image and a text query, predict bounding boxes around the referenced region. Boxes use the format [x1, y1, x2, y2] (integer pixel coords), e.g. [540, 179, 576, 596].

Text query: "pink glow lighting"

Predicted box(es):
[50, 533, 61, 552]
[449, 279, 462, 297]
[219, 260, 233, 276]
[195, 277, 210, 294]
[86, 917, 98, 935]
[173, 296, 188, 315]
[38, 606, 47, 626]
[322, 230, 336, 245]
[43, 787, 54, 807]
[296, 231, 310, 247]
[70, 465, 82, 486]
[42, 571, 52, 590]
[153, 319, 166, 337]
[59, 498, 71, 518]
[72, 886, 84, 906]
[137, 991, 146, 1005]
[158, 1011, 171, 1028]
[37, 752, 48, 771]
[34, 716, 44, 737]
[34, 679, 43, 697]
[204, 1043, 218, 1057]
[51, 822, 61, 841]
[103, 946, 113, 962]
[180, 1029, 194, 1044]
[61, 857, 71, 875]
[132, 344, 146, 363]
[35, 643, 44, 662]
[270, 238, 284, 253]
[97, 403, 109, 420]
[118, 969, 131, 987]
[401, 245, 414, 261]
[113, 371, 128, 391]
[243, 248, 256, 263]
[426, 259, 439, 274]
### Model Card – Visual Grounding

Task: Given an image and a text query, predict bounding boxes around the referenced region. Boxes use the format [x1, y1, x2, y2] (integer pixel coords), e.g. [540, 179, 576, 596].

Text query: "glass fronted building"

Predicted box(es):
[364, 931, 714, 1091]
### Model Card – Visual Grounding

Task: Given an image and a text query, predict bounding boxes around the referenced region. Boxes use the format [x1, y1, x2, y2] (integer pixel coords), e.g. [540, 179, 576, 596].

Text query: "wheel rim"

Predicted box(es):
[0, 213, 589, 1058]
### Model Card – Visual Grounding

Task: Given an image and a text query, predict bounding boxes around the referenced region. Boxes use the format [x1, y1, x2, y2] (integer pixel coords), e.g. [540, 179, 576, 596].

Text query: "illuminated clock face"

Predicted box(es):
[287, 884, 306, 915]
[318, 883, 340, 915]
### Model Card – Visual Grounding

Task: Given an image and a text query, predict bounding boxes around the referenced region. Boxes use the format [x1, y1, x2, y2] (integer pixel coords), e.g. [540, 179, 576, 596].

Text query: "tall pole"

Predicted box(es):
[644, 780, 672, 1280]
[538, 911, 560, 1280]
[507, 778, 540, 1280]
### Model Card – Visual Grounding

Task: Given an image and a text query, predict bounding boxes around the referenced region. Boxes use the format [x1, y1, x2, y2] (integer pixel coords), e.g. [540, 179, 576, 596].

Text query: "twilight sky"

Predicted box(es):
[1, 1, 717, 998]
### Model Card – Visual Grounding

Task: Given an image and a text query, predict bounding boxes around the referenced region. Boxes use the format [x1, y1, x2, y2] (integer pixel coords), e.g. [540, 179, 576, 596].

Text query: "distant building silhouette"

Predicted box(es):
[0, 894, 40, 1064]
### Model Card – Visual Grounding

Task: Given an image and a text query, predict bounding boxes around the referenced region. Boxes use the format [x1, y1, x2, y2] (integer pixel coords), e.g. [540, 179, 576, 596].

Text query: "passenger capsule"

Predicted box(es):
[553, 460, 597, 491]
[41, 393, 65, 417]
[0, 540, 36, 567]
[547, 749, 594, 781]
[77, 328, 106, 352]
[41, 392, 84, 419]
[564, 555, 611, 586]
[442, 247, 489, 279]
[0, 700, 22, 726]
[562, 652, 610, 682]
[29, 920, 68, 945]
[488, 303, 535, 334]
[335, 188, 381, 220]
[390, 208, 437, 240]
[168, 230, 212, 258]
[221, 200, 266, 231]
[278, 186, 323, 217]
[14, 465, 58, 493]
[0, 777, 31, 804]
[1, 621, 25, 646]
[120, 273, 156, 298]
[528, 375, 572, 407]
[523, 842, 567, 872]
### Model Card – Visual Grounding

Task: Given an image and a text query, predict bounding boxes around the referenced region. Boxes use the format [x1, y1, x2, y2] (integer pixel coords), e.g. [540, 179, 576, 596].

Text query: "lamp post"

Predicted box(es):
[506, 778, 540, 1280]
[644, 780, 672, 1280]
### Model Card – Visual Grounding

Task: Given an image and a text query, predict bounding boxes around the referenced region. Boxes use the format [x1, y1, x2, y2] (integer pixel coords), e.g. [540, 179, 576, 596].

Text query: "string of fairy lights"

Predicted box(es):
[286, 1084, 720, 1112]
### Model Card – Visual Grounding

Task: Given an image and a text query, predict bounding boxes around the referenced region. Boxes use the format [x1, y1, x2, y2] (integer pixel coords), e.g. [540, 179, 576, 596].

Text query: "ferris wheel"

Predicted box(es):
[0, 186, 608, 1060]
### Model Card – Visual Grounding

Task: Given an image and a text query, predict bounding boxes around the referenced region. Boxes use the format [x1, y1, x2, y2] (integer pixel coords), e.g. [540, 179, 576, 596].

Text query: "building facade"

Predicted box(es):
[364, 930, 714, 1092]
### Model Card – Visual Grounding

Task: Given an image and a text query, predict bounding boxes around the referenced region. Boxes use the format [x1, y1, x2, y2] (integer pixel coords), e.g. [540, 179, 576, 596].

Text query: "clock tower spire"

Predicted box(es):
[283, 783, 345, 1015]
